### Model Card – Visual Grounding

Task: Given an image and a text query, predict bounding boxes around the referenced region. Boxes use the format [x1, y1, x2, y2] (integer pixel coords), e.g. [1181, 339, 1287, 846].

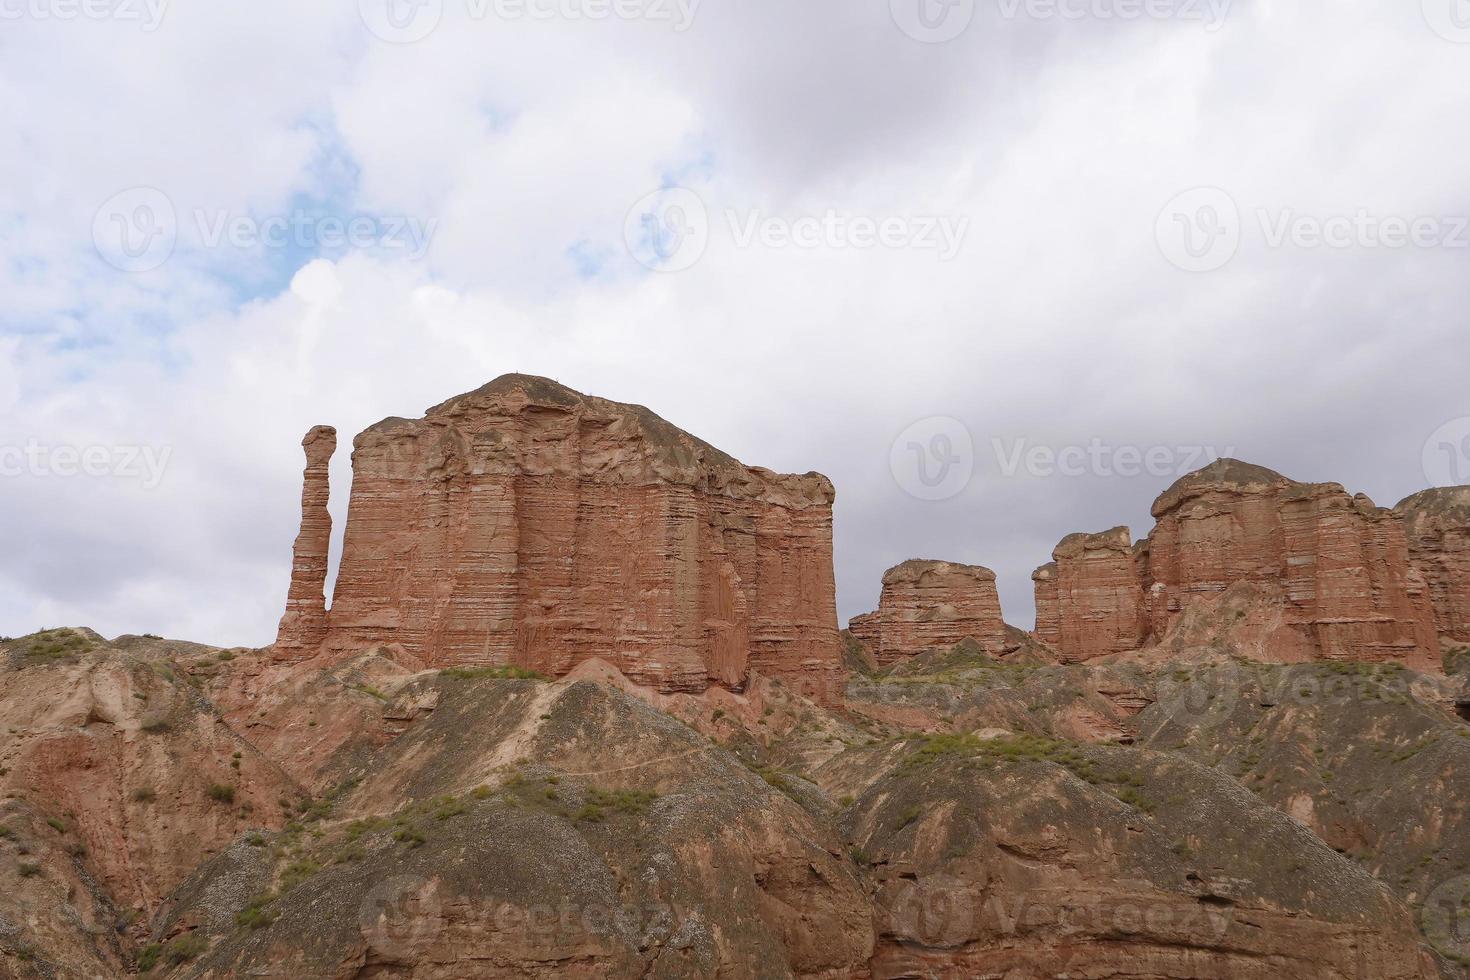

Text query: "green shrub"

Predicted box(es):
[439, 665, 548, 681]
[164, 932, 207, 964]
[207, 784, 236, 804]
[18, 862, 41, 878]
[137, 944, 162, 972]
[45, 817, 66, 833]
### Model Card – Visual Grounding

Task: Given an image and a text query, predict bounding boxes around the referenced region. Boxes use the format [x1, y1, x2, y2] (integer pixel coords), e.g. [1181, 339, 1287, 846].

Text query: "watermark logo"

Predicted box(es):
[1152, 662, 1245, 731]
[1423, 418, 1470, 488]
[93, 188, 438, 272]
[624, 187, 710, 273]
[1156, 187, 1240, 272]
[0, 0, 169, 31]
[93, 187, 177, 273]
[1424, 875, 1470, 961]
[1422, 0, 1470, 43]
[891, 416, 975, 501]
[0, 440, 172, 490]
[1159, 188, 1470, 271]
[359, 875, 444, 959]
[889, 874, 977, 947]
[359, 0, 443, 43]
[890, 0, 975, 43]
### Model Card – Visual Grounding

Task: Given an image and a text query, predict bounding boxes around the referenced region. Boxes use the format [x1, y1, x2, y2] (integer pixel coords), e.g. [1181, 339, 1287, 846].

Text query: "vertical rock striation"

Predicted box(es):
[272, 425, 336, 661]
[1035, 459, 1441, 669]
[1395, 486, 1470, 644]
[849, 560, 1006, 666]
[1034, 527, 1147, 663]
[279, 376, 843, 700]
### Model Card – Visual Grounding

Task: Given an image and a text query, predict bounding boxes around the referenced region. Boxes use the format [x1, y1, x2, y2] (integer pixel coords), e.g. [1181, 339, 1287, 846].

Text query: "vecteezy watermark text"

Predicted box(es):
[889, 0, 1230, 44]
[0, 0, 168, 30]
[992, 438, 1235, 479]
[93, 187, 437, 272]
[624, 187, 970, 272]
[358, 0, 700, 44]
[0, 441, 172, 490]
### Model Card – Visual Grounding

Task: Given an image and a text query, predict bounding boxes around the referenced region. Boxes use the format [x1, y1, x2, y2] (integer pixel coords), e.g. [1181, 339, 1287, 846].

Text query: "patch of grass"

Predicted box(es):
[235, 894, 279, 930]
[137, 944, 162, 972]
[18, 862, 41, 878]
[439, 665, 548, 681]
[432, 796, 467, 821]
[353, 684, 389, 701]
[45, 817, 66, 833]
[0, 825, 13, 840]
[895, 806, 922, 830]
[163, 932, 207, 965]
[141, 719, 170, 734]
[393, 826, 427, 847]
[206, 783, 236, 804]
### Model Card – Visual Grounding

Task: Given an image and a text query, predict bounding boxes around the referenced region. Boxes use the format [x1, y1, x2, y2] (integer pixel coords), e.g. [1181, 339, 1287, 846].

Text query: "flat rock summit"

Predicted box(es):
[5, 375, 1470, 979]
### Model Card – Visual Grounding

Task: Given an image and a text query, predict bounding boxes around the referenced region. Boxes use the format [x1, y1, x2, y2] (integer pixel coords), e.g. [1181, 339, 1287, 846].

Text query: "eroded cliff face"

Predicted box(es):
[849, 560, 1006, 666]
[1396, 487, 1470, 645]
[1032, 527, 1147, 663]
[1035, 460, 1442, 670]
[277, 376, 843, 701]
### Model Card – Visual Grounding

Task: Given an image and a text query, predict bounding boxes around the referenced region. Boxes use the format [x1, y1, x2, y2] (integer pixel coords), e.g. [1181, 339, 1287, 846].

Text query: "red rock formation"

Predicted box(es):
[286, 376, 843, 701]
[1035, 460, 1440, 670]
[1146, 461, 1438, 669]
[272, 425, 336, 661]
[1396, 486, 1470, 644]
[1032, 527, 1147, 663]
[852, 560, 1006, 666]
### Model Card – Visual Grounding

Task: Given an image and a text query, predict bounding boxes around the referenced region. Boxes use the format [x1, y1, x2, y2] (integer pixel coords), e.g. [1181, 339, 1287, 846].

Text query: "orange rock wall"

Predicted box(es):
[1036, 462, 1441, 669]
[853, 560, 1006, 666]
[282, 376, 843, 700]
[1396, 487, 1470, 645]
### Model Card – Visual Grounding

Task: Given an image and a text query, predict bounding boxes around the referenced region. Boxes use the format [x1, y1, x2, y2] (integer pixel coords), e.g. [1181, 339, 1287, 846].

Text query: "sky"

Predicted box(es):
[2, 0, 1469, 646]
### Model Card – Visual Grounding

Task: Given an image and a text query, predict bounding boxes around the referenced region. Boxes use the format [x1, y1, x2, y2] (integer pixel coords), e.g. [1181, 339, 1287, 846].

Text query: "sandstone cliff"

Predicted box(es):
[1396, 486, 1470, 645]
[1035, 460, 1441, 670]
[848, 560, 1006, 666]
[1032, 527, 1147, 663]
[276, 375, 843, 701]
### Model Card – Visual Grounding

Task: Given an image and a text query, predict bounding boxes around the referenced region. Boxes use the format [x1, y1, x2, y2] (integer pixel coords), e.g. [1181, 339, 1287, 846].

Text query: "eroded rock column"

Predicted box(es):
[273, 425, 336, 660]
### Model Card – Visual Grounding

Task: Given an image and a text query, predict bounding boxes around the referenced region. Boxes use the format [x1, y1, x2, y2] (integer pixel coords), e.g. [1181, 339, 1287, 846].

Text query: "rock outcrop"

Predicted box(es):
[272, 425, 336, 661]
[1396, 487, 1470, 644]
[277, 376, 843, 701]
[1032, 527, 1147, 663]
[849, 560, 1006, 666]
[1035, 460, 1441, 670]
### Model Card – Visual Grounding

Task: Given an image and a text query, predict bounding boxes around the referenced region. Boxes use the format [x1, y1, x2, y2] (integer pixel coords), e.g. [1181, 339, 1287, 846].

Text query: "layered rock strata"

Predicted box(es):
[1396, 486, 1470, 644]
[850, 560, 1006, 666]
[275, 375, 843, 700]
[1035, 460, 1440, 669]
[272, 425, 336, 660]
[1032, 527, 1147, 662]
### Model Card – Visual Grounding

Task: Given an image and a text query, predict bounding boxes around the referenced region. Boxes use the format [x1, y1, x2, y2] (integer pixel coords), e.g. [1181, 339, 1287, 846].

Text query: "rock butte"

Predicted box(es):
[1395, 486, 1470, 645]
[274, 374, 843, 702]
[847, 560, 1006, 666]
[1034, 459, 1443, 669]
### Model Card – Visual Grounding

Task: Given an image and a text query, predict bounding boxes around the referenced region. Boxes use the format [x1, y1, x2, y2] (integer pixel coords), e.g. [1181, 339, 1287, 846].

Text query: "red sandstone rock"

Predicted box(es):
[1396, 486, 1470, 644]
[1146, 461, 1438, 669]
[851, 560, 1006, 666]
[1032, 527, 1147, 663]
[272, 425, 336, 661]
[1035, 460, 1440, 670]
[282, 376, 843, 701]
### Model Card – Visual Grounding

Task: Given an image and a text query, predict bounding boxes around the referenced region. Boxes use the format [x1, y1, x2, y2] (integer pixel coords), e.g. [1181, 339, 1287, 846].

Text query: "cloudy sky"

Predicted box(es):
[2, 0, 1469, 645]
